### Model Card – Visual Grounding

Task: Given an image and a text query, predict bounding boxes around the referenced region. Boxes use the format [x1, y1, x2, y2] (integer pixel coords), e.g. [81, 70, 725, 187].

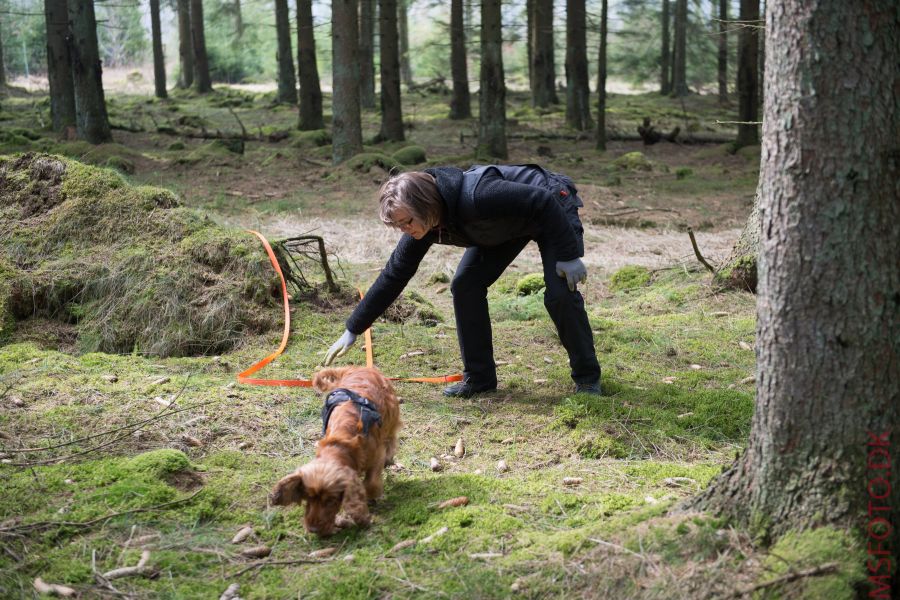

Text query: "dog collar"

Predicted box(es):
[321, 388, 383, 436]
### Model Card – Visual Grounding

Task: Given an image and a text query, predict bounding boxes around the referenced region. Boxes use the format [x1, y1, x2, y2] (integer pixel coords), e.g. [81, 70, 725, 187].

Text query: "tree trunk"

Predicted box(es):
[190, 0, 212, 93]
[234, 0, 243, 39]
[398, 0, 412, 85]
[66, 0, 112, 143]
[0, 14, 6, 88]
[274, 0, 297, 104]
[45, 0, 76, 134]
[149, 0, 167, 99]
[378, 0, 404, 141]
[331, 0, 363, 164]
[359, 0, 376, 109]
[531, 0, 558, 107]
[526, 0, 533, 91]
[735, 0, 759, 147]
[660, 0, 671, 95]
[296, 0, 324, 130]
[717, 0, 727, 103]
[757, 0, 765, 113]
[449, 0, 471, 119]
[715, 190, 759, 292]
[691, 0, 900, 577]
[478, 0, 507, 159]
[595, 0, 607, 151]
[565, 0, 592, 130]
[671, 0, 688, 96]
[176, 0, 193, 88]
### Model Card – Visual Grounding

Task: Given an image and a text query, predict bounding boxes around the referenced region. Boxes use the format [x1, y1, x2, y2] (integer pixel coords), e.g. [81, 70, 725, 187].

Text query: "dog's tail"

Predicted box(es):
[312, 367, 351, 393]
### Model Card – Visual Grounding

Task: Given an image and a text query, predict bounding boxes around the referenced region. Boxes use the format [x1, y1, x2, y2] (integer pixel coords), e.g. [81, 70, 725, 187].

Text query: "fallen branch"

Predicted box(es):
[687, 227, 716, 274]
[729, 562, 840, 598]
[103, 550, 151, 580]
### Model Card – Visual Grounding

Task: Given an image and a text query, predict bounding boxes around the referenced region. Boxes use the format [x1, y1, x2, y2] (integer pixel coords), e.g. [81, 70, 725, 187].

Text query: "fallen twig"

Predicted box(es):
[687, 227, 717, 274]
[728, 562, 840, 597]
[595, 207, 681, 218]
[103, 550, 151, 580]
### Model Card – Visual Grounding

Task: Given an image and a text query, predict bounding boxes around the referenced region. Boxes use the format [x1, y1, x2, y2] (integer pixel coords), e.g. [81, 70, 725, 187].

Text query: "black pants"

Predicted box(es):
[450, 233, 601, 388]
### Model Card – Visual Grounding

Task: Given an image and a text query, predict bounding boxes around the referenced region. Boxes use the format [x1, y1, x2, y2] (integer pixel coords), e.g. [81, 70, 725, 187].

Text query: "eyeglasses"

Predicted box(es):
[393, 216, 414, 229]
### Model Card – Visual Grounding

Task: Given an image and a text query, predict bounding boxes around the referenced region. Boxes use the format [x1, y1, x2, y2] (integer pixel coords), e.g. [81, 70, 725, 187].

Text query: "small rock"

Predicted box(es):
[231, 526, 253, 544]
[430, 457, 442, 472]
[309, 547, 337, 559]
[562, 477, 583, 486]
[11, 397, 24, 407]
[220, 583, 241, 600]
[497, 460, 509, 473]
[689, 364, 702, 370]
[738, 341, 752, 351]
[224, 382, 236, 390]
[102, 375, 119, 383]
[237, 441, 253, 450]
[64, 479, 74, 485]
[453, 438, 465, 458]
[343, 554, 355, 562]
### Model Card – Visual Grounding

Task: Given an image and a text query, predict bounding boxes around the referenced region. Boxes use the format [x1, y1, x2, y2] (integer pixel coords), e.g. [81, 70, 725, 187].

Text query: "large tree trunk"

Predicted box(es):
[274, 0, 297, 104]
[234, 0, 243, 39]
[595, 0, 607, 151]
[0, 15, 6, 87]
[757, 0, 765, 114]
[149, 0, 167, 99]
[531, 0, 558, 107]
[526, 0, 533, 91]
[296, 0, 323, 130]
[398, 0, 412, 86]
[66, 0, 111, 144]
[715, 191, 759, 292]
[691, 0, 900, 581]
[45, 0, 76, 134]
[176, 0, 193, 88]
[449, 0, 471, 119]
[670, 0, 688, 96]
[735, 0, 759, 147]
[565, 0, 592, 130]
[190, 0, 212, 93]
[660, 0, 671, 95]
[359, 0, 376, 109]
[478, 0, 507, 159]
[717, 0, 727, 103]
[331, 0, 363, 164]
[378, 0, 403, 141]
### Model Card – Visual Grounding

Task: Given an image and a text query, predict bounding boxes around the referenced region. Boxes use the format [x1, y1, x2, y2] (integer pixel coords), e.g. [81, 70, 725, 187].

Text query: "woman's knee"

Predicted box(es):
[450, 270, 486, 296]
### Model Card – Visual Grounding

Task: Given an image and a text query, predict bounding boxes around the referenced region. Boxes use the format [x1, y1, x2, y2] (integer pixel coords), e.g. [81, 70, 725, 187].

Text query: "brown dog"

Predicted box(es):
[269, 366, 400, 536]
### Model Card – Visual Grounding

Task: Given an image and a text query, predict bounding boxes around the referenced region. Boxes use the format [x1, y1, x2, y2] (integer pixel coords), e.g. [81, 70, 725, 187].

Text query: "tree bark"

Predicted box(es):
[717, 0, 727, 103]
[378, 0, 404, 141]
[296, 0, 324, 130]
[234, 0, 243, 39]
[359, 0, 376, 109]
[66, 0, 112, 143]
[0, 14, 6, 87]
[735, 0, 759, 147]
[149, 0, 167, 99]
[595, 0, 607, 151]
[331, 0, 363, 163]
[757, 0, 765, 114]
[176, 0, 193, 88]
[660, 0, 671, 95]
[449, 0, 471, 119]
[190, 0, 212, 93]
[478, 0, 507, 159]
[45, 0, 76, 133]
[671, 0, 688, 96]
[398, 0, 412, 85]
[274, 0, 297, 104]
[691, 0, 900, 572]
[525, 0, 533, 91]
[531, 0, 558, 107]
[565, 0, 592, 130]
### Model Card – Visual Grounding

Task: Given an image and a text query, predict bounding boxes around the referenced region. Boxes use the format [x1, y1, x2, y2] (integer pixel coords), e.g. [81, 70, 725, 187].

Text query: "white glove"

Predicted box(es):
[324, 329, 358, 365]
[555, 258, 587, 291]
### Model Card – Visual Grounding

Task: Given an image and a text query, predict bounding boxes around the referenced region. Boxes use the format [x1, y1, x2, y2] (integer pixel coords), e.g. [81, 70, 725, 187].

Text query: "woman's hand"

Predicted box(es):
[324, 330, 358, 365]
[555, 258, 587, 291]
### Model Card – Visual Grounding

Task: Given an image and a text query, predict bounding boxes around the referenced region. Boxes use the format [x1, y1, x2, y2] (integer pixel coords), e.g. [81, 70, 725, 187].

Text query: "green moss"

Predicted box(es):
[125, 449, 191, 478]
[104, 155, 135, 174]
[675, 166, 693, 179]
[761, 528, 865, 600]
[613, 151, 653, 171]
[392, 144, 427, 165]
[609, 265, 651, 292]
[177, 140, 241, 165]
[167, 141, 186, 151]
[290, 129, 331, 149]
[515, 273, 545, 296]
[345, 152, 402, 173]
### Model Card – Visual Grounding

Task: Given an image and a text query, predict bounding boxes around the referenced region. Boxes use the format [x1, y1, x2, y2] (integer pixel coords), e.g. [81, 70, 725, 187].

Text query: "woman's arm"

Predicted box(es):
[345, 233, 434, 334]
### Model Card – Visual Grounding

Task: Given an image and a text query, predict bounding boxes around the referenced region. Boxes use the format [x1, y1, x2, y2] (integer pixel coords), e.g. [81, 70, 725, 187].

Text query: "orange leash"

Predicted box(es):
[237, 230, 462, 387]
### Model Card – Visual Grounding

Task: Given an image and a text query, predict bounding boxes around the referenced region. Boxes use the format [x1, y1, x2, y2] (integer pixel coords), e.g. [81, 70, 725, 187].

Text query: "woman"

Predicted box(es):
[324, 164, 601, 398]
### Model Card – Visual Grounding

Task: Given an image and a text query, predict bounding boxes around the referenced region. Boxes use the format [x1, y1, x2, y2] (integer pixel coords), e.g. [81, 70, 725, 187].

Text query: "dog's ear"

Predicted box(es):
[269, 470, 307, 506]
[312, 367, 349, 393]
[337, 465, 371, 526]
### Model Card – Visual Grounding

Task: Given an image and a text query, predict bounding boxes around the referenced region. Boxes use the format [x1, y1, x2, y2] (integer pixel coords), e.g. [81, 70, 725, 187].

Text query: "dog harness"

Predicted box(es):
[320, 388, 382, 436]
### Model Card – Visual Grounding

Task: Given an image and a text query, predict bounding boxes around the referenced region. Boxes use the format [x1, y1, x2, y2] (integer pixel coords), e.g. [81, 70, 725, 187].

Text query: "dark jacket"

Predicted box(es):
[345, 164, 584, 334]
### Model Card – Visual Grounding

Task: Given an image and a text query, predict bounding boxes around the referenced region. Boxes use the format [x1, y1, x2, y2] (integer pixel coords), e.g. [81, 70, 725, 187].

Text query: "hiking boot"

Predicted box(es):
[443, 380, 497, 398]
[574, 381, 602, 396]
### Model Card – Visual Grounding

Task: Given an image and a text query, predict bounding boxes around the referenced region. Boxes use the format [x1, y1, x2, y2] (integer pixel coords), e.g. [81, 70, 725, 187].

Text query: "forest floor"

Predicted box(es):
[0, 85, 864, 599]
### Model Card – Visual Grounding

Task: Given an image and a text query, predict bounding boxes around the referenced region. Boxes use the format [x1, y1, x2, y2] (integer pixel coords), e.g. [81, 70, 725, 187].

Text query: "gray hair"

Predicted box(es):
[378, 172, 443, 230]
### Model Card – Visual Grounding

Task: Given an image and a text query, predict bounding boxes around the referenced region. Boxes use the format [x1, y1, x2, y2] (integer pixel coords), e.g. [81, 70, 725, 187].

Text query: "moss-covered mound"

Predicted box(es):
[0, 153, 279, 356]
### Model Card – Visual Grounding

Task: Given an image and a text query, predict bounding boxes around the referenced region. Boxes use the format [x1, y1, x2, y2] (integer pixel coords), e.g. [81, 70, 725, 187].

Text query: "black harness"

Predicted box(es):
[320, 388, 382, 436]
